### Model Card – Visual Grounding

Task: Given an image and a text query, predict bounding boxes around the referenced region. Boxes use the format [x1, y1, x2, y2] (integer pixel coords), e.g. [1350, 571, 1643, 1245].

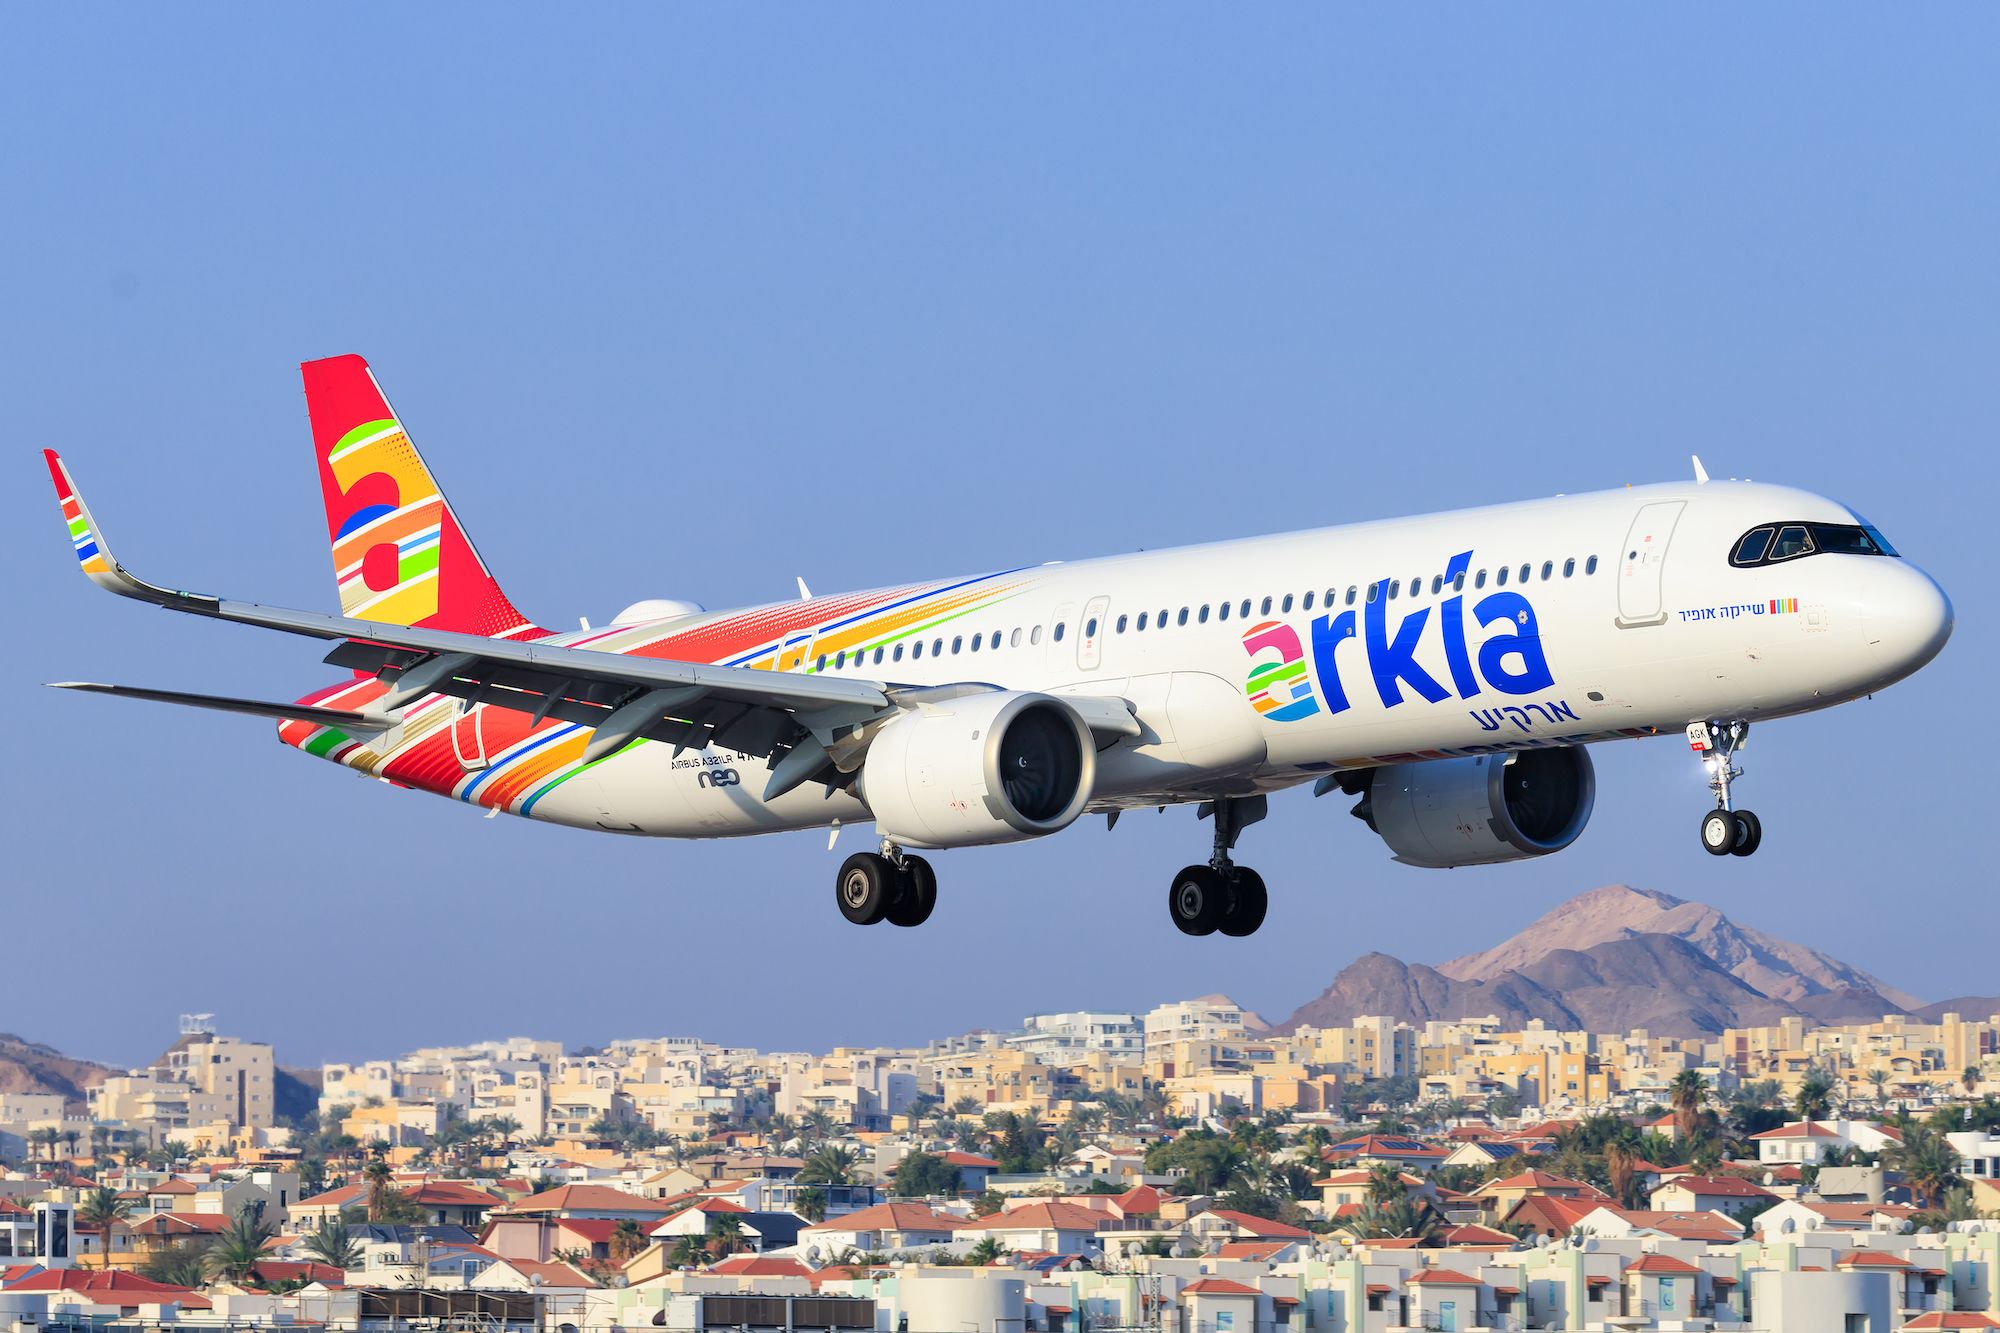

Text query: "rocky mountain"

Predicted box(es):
[1911, 997, 2000, 1024]
[0, 1033, 118, 1113]
[1437, 885, 1921, 1009]
[1277, 932, 1815, 1037]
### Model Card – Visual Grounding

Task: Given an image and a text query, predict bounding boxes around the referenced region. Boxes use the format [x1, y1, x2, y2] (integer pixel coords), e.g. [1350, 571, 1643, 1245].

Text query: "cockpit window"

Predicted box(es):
[1730, 521, 1898, 567]
[1731, 528, 1774, 566]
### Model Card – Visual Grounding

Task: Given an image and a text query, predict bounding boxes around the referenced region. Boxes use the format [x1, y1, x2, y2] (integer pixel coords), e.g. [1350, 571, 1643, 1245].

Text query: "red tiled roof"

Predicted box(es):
[801, 1203, 965, 1234]
[1651, 1175, 1775, 1200]
[1481, 1171, 1603, 1195]
[502, 1184, 668, 1215]
[979, 1202, 1107, 1233]
[1183, 1279, 1261, 1296]
[707, 1256, 814, 1278]
[1408, 1269, 1481, 1286]
[1837, 1250, 1912, 1269]
[1217, 1242, 1293, 1260]
[1200, 1209, 1310, 1239]
[1750, 1121, 1839, 1140]
[1116, 1185, 1162, 1215]
[1903, 1315, 2000, 1330]
[1440, 1224, 1517, 1246]
[5, 1270, 198, 1298]
[941, 1151, 1000, 1167]
[1627, 1255, 1702, 1275]
[503, 1260, 599, 1288]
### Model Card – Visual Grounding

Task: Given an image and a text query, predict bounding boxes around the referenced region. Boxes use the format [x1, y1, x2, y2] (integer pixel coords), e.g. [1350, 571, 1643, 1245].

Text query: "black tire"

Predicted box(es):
[1218, 867, 1268, 938]
[1700, 809, 1735, 856]
[835, 852, 895, 925]
[1730, 809, 1762, 857]
[886, 856, 938, 927]
[1168, 865, 1225, 936]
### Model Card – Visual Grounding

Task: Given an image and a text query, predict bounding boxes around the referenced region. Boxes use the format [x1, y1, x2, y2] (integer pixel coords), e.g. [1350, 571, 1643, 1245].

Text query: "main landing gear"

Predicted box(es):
[1688, 720, 1762, 857]
[1167, 795, 1269, 938]
[835, 842, 938, 927]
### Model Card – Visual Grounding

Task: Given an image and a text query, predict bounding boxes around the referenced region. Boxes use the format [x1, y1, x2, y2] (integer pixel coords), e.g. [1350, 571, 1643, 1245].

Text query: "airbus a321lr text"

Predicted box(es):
[46, 356, 1954, 935]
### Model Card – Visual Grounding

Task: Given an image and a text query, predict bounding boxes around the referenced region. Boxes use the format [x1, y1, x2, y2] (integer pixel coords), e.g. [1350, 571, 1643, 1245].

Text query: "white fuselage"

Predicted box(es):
[403, 478, 1950, 838]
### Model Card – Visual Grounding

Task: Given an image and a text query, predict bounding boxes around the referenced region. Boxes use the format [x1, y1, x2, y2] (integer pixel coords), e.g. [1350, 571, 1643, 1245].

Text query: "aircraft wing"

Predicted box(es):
[45, 450, 892, 795]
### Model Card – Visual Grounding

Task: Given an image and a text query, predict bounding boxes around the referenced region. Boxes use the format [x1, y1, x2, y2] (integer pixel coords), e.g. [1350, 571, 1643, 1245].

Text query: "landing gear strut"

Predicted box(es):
[1167, 795, 1269, 937]
[835, 841, 937, 927]
[1688, 721, 1761, 857]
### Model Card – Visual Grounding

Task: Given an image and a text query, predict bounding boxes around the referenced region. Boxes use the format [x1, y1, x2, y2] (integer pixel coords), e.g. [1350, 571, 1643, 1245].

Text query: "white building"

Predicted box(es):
[1009, 1012, 1142, 1061]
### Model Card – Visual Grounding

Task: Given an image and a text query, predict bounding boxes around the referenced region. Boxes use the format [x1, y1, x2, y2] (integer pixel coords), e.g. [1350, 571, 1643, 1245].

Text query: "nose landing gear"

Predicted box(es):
[1689, 721, 1761, 857]
[835, 841, 938, 926]
[1167, 795, 1269, 937]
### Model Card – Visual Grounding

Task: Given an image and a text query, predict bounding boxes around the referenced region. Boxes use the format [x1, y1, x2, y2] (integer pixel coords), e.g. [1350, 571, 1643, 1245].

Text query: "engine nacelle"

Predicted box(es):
[860, 691, 1095, 849]
[1352, 746, 1595, 868]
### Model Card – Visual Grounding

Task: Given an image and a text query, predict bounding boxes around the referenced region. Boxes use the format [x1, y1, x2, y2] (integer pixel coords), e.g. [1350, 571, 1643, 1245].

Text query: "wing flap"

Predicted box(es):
[47, 682, 396, 734]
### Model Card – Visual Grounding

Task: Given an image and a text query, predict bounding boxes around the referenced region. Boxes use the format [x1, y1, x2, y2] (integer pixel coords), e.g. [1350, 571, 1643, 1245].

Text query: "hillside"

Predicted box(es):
[1276, 931, 1814, 1037]
[1437, 885, 1921, 1009]
[0, 1033, 118, 1113]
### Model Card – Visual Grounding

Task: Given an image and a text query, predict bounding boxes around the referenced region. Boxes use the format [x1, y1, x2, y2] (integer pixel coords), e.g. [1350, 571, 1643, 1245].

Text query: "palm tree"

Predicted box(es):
[704, 1211, 742, 1258]
[161, 1139, 192, 1168]
[142, 1242, 213, 1289]
[799, 1145, 857, 1185]
[301, 1218, 362, 1270]
[1364, 1162, 1405, 1206]
[1867, 1069, 1890, 1108]
[206, 1208, 276, 1284]
[1349, 1194, 1441, 1242]
[966, 1236, 1008, 1266]
[610, 1219, 647, 1264]
[78, 1186, 132, 1270]
[949, 1097, 982, 1118]
[802, 1109, 838, 1143]
[28, 1127, 58, 1165]
[765, 1114, 798, 1149]
[1604, 1143, 1638, 1209]
[1793, 1071, 1835, 1122]
[62, 1129, 82, 1162]
[1966, 1066, 1985, 1098]
[1885, 1124, 1963, 1210]
[363, 1159, 395, 1222]
[667, 1235, 707, 1269]
[794, 1186, 828, 1223]
[1668, 1071, 1708, 1141]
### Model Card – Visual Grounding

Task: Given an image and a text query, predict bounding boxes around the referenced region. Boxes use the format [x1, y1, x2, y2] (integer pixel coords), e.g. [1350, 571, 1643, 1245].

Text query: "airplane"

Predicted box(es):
[45, 355, 1953, 937]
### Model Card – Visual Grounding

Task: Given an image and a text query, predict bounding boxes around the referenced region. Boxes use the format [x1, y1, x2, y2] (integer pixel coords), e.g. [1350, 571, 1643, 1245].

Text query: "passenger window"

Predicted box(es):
[912, 641, 923, 660]
[1137, 612, 1148, 631]
[1475, 569, 1487, 589]
[1770, 525, 1815, 560]
[1053, 623, 1066, 642]
[1387, 580, 1399, 600]
[969, 634, 980, 653]
[874, 647, 884, 664]
[1262, 596, 1275, 615]
[1284, 593, 1296, 612]
[1345, 586, 1357, 606]
[1453, 572, 1465, 592]
[990, 631, 1001, 650]
[1158, 608, 1168, 627]
[1497, 566, 1509, 586]
[1217, 601, 1231, 622]
[1541, 561, 1553, 581]
[816, 654, 828, 671]
[1198, 605, 1211, 624]
[1115, 614, 1128, 634]
[894, 643, 905, 662]
[835, 650, 846, 668]
[1240, 599, 1251, 618]
[1030, 626, 1041, 645]
[1010, 627, 1021, 647]
[1732, 527, 1775, 565]
[1177, 608, 1189, 626]
[951, 636, 962, 654]
[1563, 558, 1575, 578]
[1366, 583, 1378, 603]
[1085, 617, 1099, 637]
[1518, 564, 1530, 583]
[1585, 555, 1599, 575]
[933, 638, 944, 655]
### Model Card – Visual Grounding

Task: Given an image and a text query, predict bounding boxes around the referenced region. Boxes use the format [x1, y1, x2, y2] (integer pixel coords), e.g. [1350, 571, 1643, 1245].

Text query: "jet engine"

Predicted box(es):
[1349, 746, 1594, 868]
[860, 691, 1095, 849]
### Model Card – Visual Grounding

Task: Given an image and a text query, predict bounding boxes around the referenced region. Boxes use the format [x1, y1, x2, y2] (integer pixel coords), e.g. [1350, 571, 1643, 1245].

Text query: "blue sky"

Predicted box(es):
[4, 7, 1993, 1068]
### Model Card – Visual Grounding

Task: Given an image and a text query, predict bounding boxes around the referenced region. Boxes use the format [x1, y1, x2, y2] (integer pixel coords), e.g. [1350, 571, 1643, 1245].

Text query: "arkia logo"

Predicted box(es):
[1242, 550, 1556, 721]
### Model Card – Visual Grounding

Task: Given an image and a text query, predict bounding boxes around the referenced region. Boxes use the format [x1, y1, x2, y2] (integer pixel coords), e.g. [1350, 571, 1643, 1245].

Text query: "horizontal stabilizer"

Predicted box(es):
[47, 682, 395, 734]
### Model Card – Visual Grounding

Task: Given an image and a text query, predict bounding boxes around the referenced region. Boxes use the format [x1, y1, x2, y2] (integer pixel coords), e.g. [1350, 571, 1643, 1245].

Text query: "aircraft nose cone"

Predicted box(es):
[1869, 565, 1953, 677]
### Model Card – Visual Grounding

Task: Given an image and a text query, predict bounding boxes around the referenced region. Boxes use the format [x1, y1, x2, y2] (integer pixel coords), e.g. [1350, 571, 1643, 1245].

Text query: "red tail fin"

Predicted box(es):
[302, 355, 544, 639]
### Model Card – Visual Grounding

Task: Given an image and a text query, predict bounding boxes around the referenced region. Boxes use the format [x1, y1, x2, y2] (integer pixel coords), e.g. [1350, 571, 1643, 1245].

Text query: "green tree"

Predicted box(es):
[1668, 1071, 1709, 1142]
[793, 1187, 828, 1222]
[1885, 1123, 1963, 1209]
[799, 1145, 858, 1185]
[893, 1151, 963, 1199]
[1793, 1071, 1836, 1122]
[667, 1235, 708, 1268]
[206, 1208, 276, 1284]
[966, 1235, 1008, 1265]
[1143, 1131, 1242, 1195]
[302, 1218, 363, 1270]
[610, 1220, 647, 1264]
[1348, 1194, 1440, 1243]
[364, 1159, 395, 1221]
[141, 1242, 214, 1288]
[1966, 1066, 1986, 1098]
[78, 1186, 132, 1271]
[704, 1210, 743, 1258]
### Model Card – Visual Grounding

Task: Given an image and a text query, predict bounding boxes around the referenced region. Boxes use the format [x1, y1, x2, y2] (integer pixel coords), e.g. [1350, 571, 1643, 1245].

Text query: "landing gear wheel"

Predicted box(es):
[1729, 809, 1762, 857]
[1700, 809, 1736, 857]
[886, 856, 938, 927]
[1168, 865, 1225, 936]
[835, 852, 896, 925]
[1218, 868, 1268, 937]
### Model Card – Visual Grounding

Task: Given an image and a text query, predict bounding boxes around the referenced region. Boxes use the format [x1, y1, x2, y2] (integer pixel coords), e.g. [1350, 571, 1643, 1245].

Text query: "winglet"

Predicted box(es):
[43, 450, 210, 608]
[1692, 454, 1710, 485]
